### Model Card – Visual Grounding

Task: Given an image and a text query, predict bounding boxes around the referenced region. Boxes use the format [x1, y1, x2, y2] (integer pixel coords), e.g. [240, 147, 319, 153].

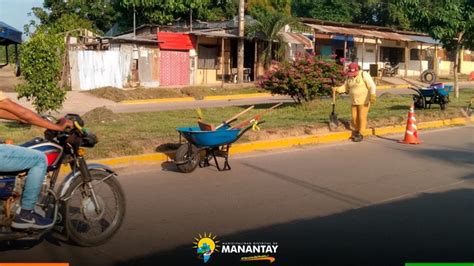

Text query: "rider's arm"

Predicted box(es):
[0, 109, 27, 123]
[0, 98, 69, 131]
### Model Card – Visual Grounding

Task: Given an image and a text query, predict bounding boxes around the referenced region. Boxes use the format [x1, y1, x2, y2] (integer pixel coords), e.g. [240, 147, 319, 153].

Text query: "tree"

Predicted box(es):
[292, 0, 361, 23]
[18, 10, 98, 113]
[119, 0, 236, 28]
[291, 0, 411, 29]
[247, 0, 291, 18]
[246, 12, 301, 67]
[33, 0, 118, 34]
[16, 32, 66, 113]
[355, 0, 411, 29]
[400, 0, 474, 98]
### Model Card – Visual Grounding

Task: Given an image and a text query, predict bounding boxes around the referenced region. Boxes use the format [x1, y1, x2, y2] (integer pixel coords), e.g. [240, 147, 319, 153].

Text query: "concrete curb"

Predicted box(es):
[89, 116, 473, 168]
[202, 93, 272, 101]
[119, 93, 272, 105]
[377, 84, 409, 90]
[120, 97, 195, 105]
[118, 87, 410, 105]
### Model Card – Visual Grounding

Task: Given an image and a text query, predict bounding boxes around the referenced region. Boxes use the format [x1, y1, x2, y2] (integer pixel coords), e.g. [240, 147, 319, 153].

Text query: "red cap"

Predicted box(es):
[346, 63, 360, 77]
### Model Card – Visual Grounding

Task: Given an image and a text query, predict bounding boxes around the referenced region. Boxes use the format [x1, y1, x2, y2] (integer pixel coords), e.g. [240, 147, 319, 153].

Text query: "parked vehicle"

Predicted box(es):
[380, 61, 400, 77]
[0, 114, 125, 246]
[411, 83, 452, 110]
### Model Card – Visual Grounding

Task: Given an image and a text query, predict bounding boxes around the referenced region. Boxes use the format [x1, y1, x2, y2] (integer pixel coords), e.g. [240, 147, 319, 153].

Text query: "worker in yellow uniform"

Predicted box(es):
[333, 62, 376, 142]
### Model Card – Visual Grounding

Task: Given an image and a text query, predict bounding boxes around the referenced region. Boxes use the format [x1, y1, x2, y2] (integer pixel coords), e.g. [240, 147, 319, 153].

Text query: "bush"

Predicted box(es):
[258, 54, 345, 103]
[16, 31, 66, 113]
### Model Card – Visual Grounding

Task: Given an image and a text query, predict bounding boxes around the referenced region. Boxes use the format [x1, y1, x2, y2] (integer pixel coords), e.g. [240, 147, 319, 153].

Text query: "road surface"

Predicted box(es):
[1, 126, 473, 265]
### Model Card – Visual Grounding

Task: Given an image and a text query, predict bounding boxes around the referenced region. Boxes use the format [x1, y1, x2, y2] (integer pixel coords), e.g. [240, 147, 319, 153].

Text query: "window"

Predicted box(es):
[380, 47, 405, 63]
[198, 45, 218, 69]
[410, 49, 426, 60]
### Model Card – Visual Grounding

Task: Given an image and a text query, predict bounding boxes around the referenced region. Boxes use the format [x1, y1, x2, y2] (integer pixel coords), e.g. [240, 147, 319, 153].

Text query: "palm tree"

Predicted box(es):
[246, 12, 302, 67]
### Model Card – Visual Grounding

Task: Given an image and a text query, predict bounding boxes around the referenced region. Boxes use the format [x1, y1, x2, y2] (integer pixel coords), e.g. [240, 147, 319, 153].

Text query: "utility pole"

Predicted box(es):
[133, 5, 136, 39]
[237, 0, 245, 83]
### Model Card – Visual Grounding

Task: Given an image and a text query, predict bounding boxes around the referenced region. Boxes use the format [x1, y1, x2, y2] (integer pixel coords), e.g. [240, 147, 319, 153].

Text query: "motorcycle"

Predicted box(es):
[0, 114, 125, 246]
[381, 61, 399, 77]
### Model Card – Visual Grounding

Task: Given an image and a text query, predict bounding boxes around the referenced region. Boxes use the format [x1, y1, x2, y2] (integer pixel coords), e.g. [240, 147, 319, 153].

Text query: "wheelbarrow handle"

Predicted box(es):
[215, 105, 255, 130]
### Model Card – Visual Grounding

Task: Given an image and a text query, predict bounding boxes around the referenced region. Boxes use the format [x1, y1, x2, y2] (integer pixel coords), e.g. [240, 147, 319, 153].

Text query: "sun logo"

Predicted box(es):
[193, 232, 220, 263]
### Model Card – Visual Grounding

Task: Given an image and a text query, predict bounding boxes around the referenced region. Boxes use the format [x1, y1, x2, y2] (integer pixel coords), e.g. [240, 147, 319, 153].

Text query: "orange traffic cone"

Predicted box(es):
[399, 104, 422, 144]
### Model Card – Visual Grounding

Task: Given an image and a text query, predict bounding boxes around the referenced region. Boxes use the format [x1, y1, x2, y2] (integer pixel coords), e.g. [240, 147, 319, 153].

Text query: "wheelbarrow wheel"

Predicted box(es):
[439, 95, 449, 110]
[175, 144, 200, 173]
[413, 95, 425, 109]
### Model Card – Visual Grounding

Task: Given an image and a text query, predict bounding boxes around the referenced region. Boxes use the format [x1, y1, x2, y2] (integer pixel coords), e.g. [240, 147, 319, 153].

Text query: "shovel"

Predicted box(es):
[329, 90, 339, 131]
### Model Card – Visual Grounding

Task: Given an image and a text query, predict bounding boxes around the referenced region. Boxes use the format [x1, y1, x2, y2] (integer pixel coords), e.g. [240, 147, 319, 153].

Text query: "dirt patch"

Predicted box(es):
[86, 85, 263, 102]
[86, 87, 184, 102]
[82, 106, 119, 124]
[246, 124, 336, 141]
[0, 65, 23, 92]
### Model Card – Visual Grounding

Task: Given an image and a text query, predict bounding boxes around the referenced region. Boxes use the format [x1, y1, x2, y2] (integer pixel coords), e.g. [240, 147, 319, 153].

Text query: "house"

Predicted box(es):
[301, 18, 474, 77]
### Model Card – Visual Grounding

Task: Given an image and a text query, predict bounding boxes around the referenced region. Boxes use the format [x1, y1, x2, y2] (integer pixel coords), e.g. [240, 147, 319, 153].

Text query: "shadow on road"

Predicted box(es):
[114, 180, 474, 266]
[396, 144, 474, 167]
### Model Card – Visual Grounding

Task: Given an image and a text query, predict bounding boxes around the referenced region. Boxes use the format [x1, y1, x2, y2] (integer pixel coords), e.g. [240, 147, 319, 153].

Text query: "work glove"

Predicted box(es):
[370, 94, 376, 104]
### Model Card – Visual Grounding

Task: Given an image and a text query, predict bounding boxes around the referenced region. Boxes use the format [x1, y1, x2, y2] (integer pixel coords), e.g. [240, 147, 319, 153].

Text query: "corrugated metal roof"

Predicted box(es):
[0, 21, 22, 44]
[191, 29, 240, 39]
[402, 35, 441, 45]
[305, 24, 413, 42]
[279, 32, 312, 48]
[157, 32, 194, 50]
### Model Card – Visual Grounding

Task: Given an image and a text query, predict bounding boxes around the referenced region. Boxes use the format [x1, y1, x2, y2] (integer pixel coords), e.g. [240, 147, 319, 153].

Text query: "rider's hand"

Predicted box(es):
[57, 118, 74, 131]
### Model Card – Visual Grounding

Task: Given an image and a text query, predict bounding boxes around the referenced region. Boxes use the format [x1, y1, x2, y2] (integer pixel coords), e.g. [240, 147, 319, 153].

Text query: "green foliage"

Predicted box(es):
[16, 32, 66, 113]
[292, 0, 361, 23]
[0, 45, 17, 65]
[35, 0, 117, 33]
[291, 0, 411, 29]
[119, 0, 237, 27]
[246, 12, 301, 66]
[259, 54, 345, 103]
[247, 0, 291, 18]
[399, 0, 474, 50]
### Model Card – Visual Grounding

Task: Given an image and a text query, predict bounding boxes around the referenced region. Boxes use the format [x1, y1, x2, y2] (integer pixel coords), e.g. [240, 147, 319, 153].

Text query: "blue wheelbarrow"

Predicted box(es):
[173, 103, 282, 173]
[411, 83, 452, 110]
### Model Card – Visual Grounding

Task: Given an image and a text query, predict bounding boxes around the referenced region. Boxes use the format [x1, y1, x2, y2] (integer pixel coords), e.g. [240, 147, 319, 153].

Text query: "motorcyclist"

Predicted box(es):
[0, 91, 72, 229]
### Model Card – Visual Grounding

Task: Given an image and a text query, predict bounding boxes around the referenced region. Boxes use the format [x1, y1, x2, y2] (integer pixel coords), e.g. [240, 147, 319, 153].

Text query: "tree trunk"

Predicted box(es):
[237, 0, 245, 83]
[454, 44, 459, 99]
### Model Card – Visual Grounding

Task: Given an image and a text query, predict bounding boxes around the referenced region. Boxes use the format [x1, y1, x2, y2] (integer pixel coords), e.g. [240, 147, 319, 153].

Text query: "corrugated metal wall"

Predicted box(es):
[160, 50, 190, 86]
[70, 50, 123, 90]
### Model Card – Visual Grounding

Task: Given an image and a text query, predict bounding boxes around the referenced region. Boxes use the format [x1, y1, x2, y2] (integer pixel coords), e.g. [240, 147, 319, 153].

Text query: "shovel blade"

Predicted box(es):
[329, 113, 339, 131]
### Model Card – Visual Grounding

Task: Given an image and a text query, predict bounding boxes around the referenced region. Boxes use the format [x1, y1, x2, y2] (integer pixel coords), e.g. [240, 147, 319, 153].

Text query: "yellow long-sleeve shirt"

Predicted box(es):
[335, 71, 376, 105]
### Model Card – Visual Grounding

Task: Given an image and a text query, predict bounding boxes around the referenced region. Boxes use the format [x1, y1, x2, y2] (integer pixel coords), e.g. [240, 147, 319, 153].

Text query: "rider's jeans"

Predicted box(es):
[0, 144, 47, 210]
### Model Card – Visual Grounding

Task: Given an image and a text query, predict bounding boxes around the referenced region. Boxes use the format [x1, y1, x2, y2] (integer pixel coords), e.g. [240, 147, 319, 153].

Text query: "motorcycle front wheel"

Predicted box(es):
[63, 170, 126, 246]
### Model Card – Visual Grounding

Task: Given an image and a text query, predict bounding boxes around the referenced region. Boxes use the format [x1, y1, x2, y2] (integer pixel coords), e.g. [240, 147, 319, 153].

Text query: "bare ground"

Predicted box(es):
[0, 65, 23, 92]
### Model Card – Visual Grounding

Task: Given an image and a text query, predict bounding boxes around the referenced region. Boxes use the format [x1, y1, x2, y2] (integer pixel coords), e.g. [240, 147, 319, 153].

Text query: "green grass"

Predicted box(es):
[86, 85, 265, 102]
[2, 89, 473, 159]
[437, 74, 469, 82]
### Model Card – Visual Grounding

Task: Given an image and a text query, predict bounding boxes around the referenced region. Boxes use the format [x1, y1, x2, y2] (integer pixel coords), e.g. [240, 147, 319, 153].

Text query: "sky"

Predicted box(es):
[0, 0, 43, 35]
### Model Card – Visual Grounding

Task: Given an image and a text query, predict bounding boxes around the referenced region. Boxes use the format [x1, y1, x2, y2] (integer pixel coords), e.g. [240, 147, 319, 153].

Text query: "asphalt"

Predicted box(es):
[1, 126, 473, 265]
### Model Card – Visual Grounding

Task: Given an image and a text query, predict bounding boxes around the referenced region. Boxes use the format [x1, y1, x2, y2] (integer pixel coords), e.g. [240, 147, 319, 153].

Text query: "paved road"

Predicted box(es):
[1, 126, 473, 265]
